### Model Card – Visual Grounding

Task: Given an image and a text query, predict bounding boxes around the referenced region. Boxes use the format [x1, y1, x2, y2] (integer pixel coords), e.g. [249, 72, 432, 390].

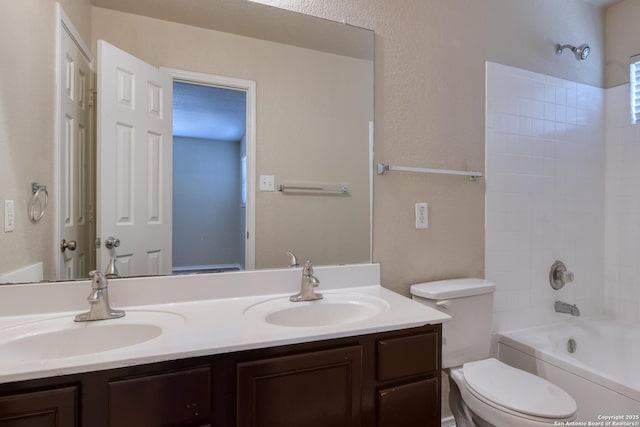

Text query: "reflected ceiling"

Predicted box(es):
[173, 82, 247, 141]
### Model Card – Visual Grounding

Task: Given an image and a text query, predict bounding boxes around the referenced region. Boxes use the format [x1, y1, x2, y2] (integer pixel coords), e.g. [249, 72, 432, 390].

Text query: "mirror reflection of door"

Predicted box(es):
[171, 82, 247, 273]
[97, 40, 173, 277]
[57, 14, 94, 280]
[58, 34, 254, 279]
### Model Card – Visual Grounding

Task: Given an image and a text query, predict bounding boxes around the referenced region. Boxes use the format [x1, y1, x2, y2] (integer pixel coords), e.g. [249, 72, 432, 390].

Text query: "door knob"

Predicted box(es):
[105, 236, 121, 250]
[60, 239, 77, 252]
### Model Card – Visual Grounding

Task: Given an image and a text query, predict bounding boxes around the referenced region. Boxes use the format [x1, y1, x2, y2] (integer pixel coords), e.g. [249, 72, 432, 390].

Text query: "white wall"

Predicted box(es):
[603, 0, 640, 321]
[604, 85, 640, 321]
[486, 62, 605, 350]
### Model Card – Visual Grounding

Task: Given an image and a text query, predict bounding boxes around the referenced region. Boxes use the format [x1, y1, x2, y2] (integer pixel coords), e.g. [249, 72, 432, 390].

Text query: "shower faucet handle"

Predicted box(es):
[549, 260, 574, 290]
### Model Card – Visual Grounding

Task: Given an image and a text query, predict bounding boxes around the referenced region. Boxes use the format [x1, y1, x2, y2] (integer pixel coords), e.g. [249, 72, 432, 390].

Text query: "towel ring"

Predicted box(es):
[29, 182, 48, 223]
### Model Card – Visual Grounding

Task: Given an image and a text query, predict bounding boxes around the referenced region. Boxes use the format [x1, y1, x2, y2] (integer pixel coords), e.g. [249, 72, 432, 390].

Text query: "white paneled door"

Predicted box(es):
[97, 40, 173, 276]
[58, 19, 93, 280]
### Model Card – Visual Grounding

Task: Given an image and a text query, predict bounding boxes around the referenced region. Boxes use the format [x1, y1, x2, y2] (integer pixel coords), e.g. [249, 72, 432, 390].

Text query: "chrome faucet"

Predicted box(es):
[286, 251, 300, 268]
[555, 301, 580, 317]
[75, 270, 126, 321]
[290, 260, 322, 302]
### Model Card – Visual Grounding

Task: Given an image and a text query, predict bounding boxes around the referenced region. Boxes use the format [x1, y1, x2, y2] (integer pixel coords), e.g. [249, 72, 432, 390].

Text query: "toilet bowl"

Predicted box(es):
[448, 359, 576, 427]
[410, 279, 577, 427]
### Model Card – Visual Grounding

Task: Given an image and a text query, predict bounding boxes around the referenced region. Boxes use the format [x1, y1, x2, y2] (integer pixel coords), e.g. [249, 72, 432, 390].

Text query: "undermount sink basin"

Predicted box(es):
[244, 293, 390, 327]
[0, 310, 184, 361]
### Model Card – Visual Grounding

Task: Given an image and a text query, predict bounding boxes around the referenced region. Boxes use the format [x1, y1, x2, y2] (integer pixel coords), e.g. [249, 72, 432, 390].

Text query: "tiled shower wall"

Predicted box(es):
[604, 85, 640, 321]
[485, 62, 605, 347]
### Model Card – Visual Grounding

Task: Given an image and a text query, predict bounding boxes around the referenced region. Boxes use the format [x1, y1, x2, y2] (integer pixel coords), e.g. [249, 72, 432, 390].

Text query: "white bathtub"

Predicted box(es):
[498, 319, 640, 423]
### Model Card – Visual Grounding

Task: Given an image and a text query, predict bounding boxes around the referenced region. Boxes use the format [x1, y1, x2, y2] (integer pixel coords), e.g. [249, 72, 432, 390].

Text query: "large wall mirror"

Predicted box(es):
[0, 0, 373, 284]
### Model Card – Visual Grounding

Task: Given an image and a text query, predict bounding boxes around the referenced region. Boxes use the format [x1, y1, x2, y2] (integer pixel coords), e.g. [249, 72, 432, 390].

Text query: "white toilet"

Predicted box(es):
[410, 278, 577, 427]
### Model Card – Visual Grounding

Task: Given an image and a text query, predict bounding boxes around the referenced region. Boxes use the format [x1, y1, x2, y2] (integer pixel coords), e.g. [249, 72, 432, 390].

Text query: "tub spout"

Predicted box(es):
[555, 301, 580, 316]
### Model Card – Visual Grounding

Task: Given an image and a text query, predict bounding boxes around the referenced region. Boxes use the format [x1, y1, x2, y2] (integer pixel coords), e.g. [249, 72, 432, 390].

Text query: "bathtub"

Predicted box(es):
[498, 319, 640, 423]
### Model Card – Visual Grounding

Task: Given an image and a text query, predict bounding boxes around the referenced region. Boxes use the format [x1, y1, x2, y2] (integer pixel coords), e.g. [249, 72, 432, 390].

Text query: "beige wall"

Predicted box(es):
[1, 0, 606, 284]
[0, 0, 91, 281]
[605, 0, 640, 88]
[262, 0, 606, 296]
[92, 7, 373, 269]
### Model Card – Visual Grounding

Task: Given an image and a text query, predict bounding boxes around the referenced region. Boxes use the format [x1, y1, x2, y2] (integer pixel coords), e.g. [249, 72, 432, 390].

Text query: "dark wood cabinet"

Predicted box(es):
[237, 346, 363, 427]
[108, 366, 211, 427]
[377, 378, 439, 427]
[0, 324, 441, 427]
[0, 386, 78, 427]
[375, 332, 440, 427]
[377, 333, 438, 381]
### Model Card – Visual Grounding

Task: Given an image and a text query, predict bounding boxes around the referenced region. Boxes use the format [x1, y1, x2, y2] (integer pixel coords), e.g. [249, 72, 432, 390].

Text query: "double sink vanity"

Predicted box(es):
[0, 264, 449, 426]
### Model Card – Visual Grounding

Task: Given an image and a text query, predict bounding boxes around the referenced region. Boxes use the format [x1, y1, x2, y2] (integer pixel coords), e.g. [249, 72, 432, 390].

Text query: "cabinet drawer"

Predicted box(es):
[377, 333, 438, 381]
[0, 386, 78, 427]
[377, 378, 439, 427]
[109, 366, 211, 427]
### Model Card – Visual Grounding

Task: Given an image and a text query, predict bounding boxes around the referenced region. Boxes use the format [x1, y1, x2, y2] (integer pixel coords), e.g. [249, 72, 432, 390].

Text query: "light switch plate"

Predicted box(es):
[415, 202, 428, 229]
[259, 175, 275, 192]
[4, 200, 15, 232]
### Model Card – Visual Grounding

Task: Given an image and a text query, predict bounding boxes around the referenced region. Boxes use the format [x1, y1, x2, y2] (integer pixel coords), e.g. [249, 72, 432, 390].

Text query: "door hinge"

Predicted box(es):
[89, 90, 97, 107]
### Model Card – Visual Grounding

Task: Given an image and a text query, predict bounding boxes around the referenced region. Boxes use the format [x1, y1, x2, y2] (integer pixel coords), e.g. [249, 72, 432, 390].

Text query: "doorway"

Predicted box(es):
[165, 70, 256, 272]
[172, 82, 246, 272]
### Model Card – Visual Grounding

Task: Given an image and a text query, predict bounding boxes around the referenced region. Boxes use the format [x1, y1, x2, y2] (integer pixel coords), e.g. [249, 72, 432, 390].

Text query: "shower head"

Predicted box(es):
[556, 43, 590, 61]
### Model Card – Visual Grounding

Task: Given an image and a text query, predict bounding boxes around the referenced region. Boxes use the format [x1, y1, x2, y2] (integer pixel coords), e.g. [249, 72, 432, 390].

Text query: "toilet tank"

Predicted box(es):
[410, 278, 495, 369]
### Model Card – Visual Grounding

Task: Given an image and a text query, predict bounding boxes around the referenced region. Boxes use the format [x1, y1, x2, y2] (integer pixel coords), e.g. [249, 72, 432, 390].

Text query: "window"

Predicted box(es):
[631, 54, 640, 124]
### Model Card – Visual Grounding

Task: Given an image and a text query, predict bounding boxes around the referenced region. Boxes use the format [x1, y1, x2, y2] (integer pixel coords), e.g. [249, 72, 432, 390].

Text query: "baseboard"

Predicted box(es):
[172, 264, 242, 274]
[441, 415, 456, 427]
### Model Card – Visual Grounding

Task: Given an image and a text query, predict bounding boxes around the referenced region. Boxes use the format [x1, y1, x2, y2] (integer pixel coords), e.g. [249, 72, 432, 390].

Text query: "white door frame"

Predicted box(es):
[55, 3, 95, 280]
[162, 68, 257, 270]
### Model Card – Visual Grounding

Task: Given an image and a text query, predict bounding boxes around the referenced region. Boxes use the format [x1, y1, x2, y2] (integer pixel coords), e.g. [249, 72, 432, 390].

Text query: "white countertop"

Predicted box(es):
[0, 264, 449, 384]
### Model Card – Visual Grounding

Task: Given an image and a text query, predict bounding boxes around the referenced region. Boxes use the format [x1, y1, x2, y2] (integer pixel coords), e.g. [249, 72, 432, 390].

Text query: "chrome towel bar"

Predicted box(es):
[278, 184, 349, 194]
[377, 163, 483, 181]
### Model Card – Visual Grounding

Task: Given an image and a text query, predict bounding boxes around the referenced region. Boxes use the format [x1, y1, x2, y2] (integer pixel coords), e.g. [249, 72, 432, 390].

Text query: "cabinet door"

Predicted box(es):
[237, 346, 363, 427]
[0, 387, 78, 427]
[109, 366, 211, 427]
[377, 378, 439, 427]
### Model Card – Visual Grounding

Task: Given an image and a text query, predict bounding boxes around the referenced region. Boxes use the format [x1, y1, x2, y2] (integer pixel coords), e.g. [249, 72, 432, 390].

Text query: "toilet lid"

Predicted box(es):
[463, 359, 577, 419]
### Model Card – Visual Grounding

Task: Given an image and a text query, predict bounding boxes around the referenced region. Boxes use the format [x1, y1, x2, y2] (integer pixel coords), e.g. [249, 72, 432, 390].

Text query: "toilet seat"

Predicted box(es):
[464, 359, 577, 419]
[449, 359, 577, 427]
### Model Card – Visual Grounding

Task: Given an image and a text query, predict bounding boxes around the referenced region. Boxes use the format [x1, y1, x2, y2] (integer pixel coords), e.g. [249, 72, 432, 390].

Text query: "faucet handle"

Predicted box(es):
[302, 260, 313, 275]
[310, 275, 320, 287]
[305, 261, 320, 286]
[89, 270, 108, 289]
[549, 260, 574, 290]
